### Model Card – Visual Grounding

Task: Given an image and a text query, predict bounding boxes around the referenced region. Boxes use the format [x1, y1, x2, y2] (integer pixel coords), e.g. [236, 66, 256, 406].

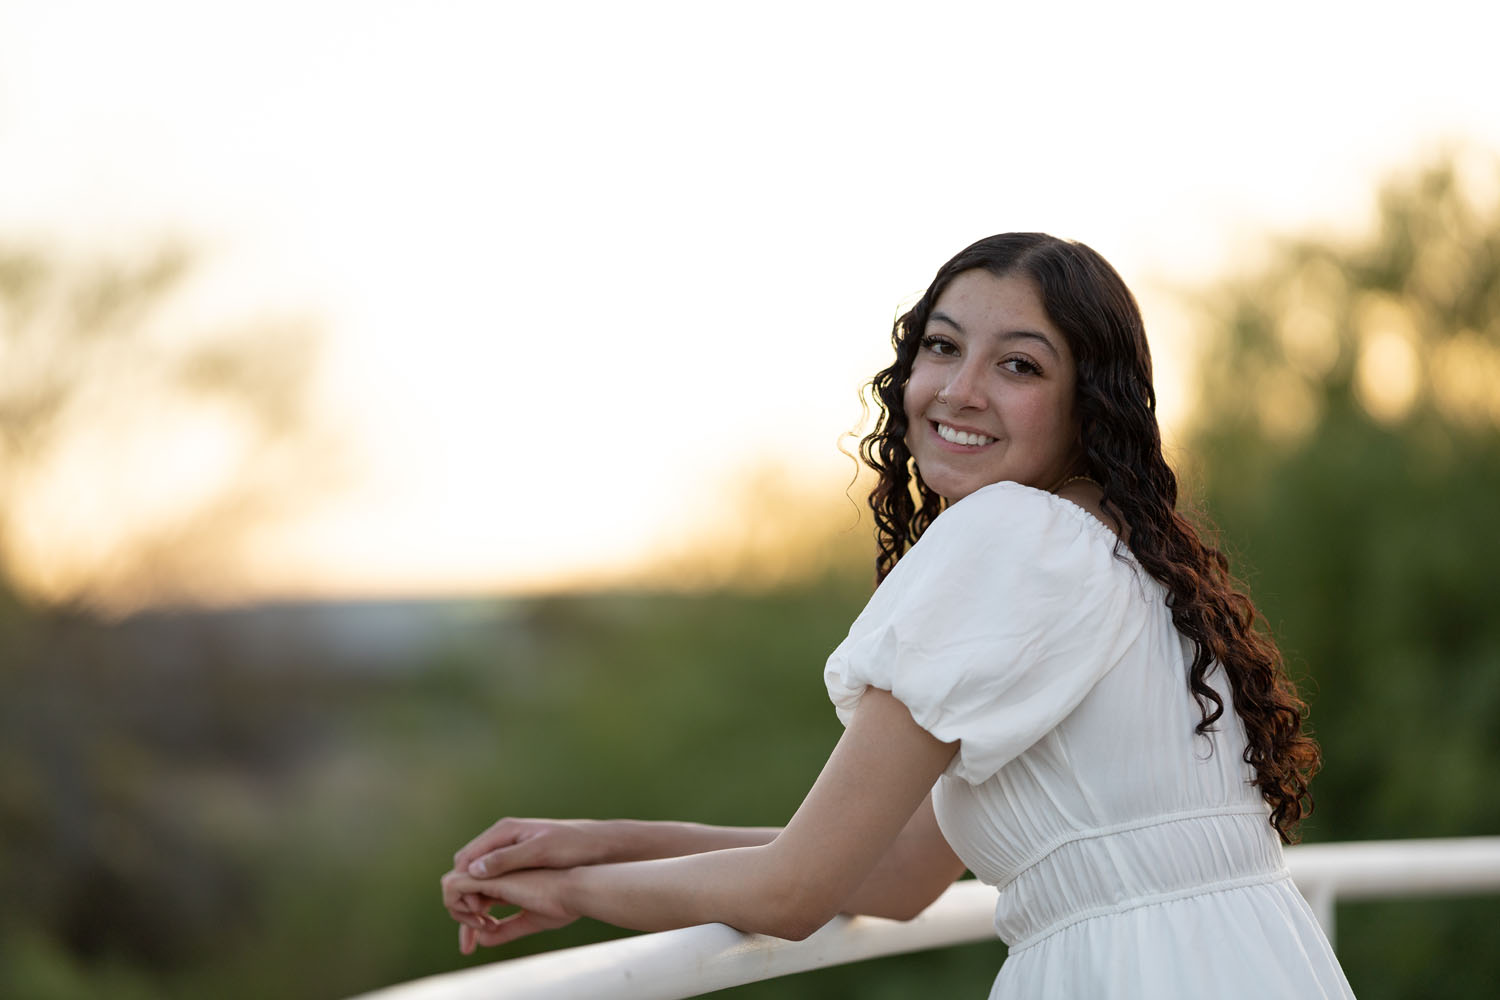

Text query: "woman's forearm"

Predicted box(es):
[450, 842, 824, 944]
[561, 843, 825, 939]
[455, 817, 782, 879]
[572, 813, 960, 932]
[595, 820, 781, 863]
[602, 804, 961, 923]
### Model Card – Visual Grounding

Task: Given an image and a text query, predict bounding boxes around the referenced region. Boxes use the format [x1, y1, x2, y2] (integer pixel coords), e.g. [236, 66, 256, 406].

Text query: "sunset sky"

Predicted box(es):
[2, 0, 1497, 605]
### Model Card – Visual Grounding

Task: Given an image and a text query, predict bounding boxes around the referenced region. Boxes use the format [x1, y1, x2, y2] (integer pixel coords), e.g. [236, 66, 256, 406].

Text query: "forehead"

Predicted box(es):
[930, 270, 1061, 340]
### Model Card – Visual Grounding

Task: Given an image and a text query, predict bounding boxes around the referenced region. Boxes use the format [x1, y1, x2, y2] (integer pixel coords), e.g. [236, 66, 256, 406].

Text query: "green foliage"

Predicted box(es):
[1187, 154, 1500, 998]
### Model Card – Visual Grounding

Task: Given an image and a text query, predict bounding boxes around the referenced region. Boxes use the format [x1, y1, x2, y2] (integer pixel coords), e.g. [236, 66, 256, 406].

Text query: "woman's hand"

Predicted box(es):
[443, 868, 581, 954]
[447, 817, 616, 946]
[444, 817, 788, 951]
[454, 817, 616, 879]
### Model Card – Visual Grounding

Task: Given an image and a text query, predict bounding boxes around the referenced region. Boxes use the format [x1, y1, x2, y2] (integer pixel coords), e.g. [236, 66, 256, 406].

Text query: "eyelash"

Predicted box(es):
[918, 335, 1044, 376]
[919, 334, 959, 356]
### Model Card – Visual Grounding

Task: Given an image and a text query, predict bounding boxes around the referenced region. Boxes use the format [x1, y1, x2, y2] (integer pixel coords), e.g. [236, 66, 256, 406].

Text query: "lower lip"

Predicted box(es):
[931, 421, 994, 451]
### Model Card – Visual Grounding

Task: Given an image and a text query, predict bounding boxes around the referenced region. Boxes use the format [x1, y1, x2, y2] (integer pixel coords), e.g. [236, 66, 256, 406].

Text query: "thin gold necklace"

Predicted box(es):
[1050, 474, 1102, 494]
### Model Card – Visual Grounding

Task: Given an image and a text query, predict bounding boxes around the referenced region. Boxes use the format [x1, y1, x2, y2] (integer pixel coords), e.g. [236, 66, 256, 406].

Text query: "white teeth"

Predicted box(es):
[936, 422, 995, 447]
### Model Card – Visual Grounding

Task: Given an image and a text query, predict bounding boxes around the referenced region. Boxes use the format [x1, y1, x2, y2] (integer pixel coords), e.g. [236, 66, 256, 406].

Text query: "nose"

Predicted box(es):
[940, 359, 986, 410]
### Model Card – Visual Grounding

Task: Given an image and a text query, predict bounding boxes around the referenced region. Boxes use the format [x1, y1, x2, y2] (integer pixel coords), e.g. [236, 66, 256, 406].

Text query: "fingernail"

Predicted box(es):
[468, 860, 487, 876]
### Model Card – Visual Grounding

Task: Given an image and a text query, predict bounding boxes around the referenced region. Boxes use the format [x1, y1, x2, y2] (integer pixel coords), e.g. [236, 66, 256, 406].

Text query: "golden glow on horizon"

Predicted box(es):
[3, 1, 1500, 608]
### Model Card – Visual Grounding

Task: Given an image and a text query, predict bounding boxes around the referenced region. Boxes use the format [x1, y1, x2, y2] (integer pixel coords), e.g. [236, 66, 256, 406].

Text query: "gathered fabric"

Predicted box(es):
[825, 482, 1354, 998]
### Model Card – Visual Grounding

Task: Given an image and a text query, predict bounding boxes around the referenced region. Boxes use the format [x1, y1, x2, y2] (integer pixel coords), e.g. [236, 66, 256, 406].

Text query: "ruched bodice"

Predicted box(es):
[825, 483, 1354, 998]
[941, 799, 1288, 949]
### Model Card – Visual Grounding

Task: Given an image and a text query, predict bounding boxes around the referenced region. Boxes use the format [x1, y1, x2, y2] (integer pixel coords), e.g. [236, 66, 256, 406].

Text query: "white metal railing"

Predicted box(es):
[359, 837, 1500, 1000]
[1286, 836, 1500, 942]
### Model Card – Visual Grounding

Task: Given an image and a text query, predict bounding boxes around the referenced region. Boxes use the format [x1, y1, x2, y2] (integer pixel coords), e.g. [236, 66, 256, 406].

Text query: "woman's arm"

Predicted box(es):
[451, 799, 962, 925]
[841, 793, 967, 920]
[444, 689, 958, 944]
[455, 817, 781, 877]
[452, 800, 962, 918]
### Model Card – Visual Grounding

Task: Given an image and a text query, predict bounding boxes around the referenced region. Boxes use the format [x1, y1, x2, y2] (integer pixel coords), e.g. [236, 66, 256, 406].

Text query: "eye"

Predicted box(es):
[1001, 356, 1044, 376]
[919, 334, 959, 357]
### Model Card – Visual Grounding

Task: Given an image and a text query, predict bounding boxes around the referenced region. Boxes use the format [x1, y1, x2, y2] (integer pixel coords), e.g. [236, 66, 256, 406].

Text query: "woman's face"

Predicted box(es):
[903, 269, 1080, 502]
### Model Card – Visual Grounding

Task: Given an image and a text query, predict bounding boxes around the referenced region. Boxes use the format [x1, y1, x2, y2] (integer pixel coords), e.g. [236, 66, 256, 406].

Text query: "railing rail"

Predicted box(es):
[359, 836, 1500, 1000]
[1285, 836, 1500, 941]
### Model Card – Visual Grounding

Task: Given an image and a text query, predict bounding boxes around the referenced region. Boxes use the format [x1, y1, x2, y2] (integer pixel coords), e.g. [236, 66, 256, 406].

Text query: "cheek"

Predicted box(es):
[1016, 398, 1076, 451]
[905, 355, 948, 405]
[901, 372, 928, 421]
[900, 371, 937, 450]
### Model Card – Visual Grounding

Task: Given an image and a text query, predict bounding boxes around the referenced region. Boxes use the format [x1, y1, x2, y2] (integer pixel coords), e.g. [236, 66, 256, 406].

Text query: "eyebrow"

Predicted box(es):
[928, 310, 1062, 359]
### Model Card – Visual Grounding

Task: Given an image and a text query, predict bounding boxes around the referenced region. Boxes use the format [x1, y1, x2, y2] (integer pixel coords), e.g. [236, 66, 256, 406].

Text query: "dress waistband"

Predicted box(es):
[994, 807, 1289, 951]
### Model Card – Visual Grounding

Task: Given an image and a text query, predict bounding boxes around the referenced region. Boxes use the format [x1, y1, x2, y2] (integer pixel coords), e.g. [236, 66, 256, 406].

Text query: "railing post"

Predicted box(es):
[1302, 881, 1336, 947]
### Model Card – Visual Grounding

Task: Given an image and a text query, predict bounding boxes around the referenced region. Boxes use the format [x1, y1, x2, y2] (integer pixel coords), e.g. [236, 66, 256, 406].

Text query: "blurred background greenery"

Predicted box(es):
[2, 153, 1498, 999]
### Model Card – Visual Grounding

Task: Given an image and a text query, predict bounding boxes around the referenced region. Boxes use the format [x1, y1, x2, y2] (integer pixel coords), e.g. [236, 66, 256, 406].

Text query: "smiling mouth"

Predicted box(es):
[934, 422, 996, 447]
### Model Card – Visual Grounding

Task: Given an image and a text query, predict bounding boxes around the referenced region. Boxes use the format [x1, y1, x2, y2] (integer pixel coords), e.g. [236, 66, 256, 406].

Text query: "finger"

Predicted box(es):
[450, 907, 490, 930]
[441, 870, 472, 914]
[460, 923, 475, 955]
[448, 890, 501, 930]
[443, 872, 499, 925]
[445, 900, 488, 930]
[472, 910, 552, 949]
[454, 818, 525, 870]
[445, 872, 497, 898]
[467, 839, 544, 878]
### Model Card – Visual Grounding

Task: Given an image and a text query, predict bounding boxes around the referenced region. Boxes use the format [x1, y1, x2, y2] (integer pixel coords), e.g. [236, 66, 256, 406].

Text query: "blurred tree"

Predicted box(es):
[1185, 152, 1500, 998]
[0, 243, 336, 612]
[0, 243, 343, 995]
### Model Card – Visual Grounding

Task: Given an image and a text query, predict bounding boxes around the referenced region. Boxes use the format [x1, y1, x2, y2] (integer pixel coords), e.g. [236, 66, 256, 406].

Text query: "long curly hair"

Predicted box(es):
[861, 233, 1320, 844]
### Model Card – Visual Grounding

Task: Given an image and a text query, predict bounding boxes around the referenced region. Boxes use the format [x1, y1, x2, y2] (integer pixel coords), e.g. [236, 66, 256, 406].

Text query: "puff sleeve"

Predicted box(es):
[824, 482, 1149, 785]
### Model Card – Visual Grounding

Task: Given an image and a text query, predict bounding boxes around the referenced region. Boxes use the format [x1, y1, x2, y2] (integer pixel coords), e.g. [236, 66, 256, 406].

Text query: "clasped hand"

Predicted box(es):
[441, 817, 606, 954]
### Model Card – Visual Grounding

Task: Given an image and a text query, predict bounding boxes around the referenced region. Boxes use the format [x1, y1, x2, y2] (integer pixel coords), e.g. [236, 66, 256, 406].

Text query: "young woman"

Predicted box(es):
[442, 234, 1354, 997]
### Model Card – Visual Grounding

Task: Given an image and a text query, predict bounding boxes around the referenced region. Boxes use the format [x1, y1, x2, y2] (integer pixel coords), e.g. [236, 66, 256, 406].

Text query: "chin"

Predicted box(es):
[928, 473, 1033, 504]
[927, 477, 983, 503]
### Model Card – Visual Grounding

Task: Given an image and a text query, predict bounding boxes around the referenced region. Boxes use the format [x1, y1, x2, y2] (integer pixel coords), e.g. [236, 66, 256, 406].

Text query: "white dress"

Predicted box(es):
[824, 482, 1355, 998]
